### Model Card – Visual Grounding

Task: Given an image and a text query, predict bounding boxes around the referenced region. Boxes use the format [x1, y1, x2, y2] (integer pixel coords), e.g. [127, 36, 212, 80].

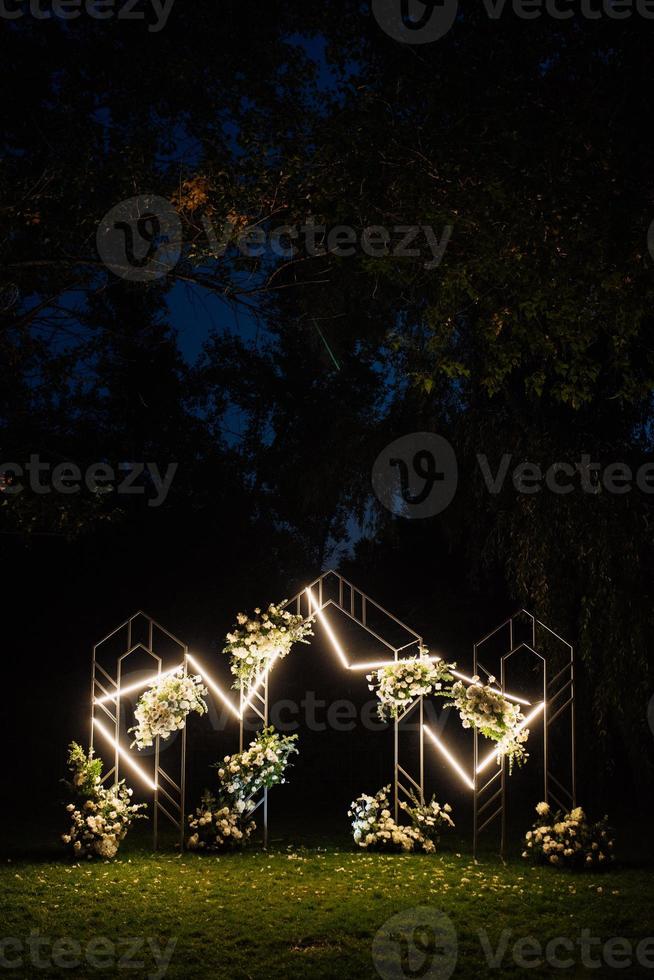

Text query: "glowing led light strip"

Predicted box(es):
[305, 587, 435, 673]
[237, 651, 281, 717]
[305, 587, 350, 669]
[475, 702, 546, 774]
[348, 655, 442, 672]
[303, 588, 530, 714]
[442, 661, 531, 707]
[350, 652, 531, 708]
[423, 724, 475, 790]
[185, 653, 241, 720]
[93, 718, 158, 790]
[94, 664, 183, 705]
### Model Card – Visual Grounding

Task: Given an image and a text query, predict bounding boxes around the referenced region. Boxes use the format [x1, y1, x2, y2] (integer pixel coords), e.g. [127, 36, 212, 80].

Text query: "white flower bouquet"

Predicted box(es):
[348, 786, 425, 852]
[129, 669, 208, 750]
[223, 602, 313, 687]
[399, 793, 455, 851]
[522, 801, 616, 869]
[187, 791, 256, 851]
[213, 726, 298, 802]
[61, 743, 146, 860]
[367, 650, 455, 720]
[348, 785, 454, 853]
[446, 677, 529, 771]
[187, 727, 297, 851]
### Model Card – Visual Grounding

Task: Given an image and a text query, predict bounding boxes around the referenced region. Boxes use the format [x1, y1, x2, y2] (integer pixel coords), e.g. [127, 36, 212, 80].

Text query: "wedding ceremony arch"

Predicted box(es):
[88, 570, 576, 854]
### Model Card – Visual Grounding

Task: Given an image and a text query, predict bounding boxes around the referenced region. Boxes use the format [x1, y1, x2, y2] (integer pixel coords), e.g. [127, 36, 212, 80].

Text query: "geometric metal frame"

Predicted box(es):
[87, 591, 575, 859]
[90, 611, 188, 850]
[89, 572, 429, 852]
[239, 568, 428, 842]
[472, 609, 576, 860]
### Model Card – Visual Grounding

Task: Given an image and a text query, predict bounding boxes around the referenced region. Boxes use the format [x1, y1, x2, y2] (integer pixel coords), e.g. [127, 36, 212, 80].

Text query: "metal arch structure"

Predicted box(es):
[90, 611, 188, 850]
[87, 587, 576, 858]
[89, 571, 431, 851]
[239, 569, 429, 841]
[472, 609, 576, 861]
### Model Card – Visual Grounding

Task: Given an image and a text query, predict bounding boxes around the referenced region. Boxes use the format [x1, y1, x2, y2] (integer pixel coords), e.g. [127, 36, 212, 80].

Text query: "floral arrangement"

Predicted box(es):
[399, 793, 455, 849]
[349, 786, 424, 852]
[129, 669, 208, 750]
[187, 791, 256, 851]
[61, 743, 146, 860]
[223, 602, 313, 687]
[522, 801, 616, 869]
[446, 677, 529, 772]
[367, 649, 455, 720]
[348, 785, 454, 853]
[187, 726, 298, 851]
[213, 726, 298, 802]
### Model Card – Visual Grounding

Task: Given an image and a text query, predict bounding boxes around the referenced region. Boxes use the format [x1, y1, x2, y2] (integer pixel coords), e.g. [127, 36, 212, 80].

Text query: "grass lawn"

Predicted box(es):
[2, 829, 654, 979]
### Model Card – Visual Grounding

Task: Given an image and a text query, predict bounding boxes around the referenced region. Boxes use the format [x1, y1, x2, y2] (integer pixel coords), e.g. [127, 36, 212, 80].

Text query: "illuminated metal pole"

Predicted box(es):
[419, 696, 424, 804]
[570, 647, 577, 807]
[473, 640, 478, 861]
[264, 669, 269, 849]
[180, 652, 188, 852]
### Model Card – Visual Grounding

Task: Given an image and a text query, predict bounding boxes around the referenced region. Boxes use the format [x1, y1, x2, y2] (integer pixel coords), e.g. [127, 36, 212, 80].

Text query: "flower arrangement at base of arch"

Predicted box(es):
[348, 785, 455, 853]
[399, 792, 455, 850]
[522, 801, 615, 869]
[187, 726, 298, 852]
[187, 791, 256, 851]
[61, 743, 146, 860]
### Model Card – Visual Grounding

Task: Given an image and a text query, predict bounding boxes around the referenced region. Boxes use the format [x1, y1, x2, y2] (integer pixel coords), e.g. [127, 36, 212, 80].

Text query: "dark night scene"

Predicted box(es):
[2, 1, 654, 977]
